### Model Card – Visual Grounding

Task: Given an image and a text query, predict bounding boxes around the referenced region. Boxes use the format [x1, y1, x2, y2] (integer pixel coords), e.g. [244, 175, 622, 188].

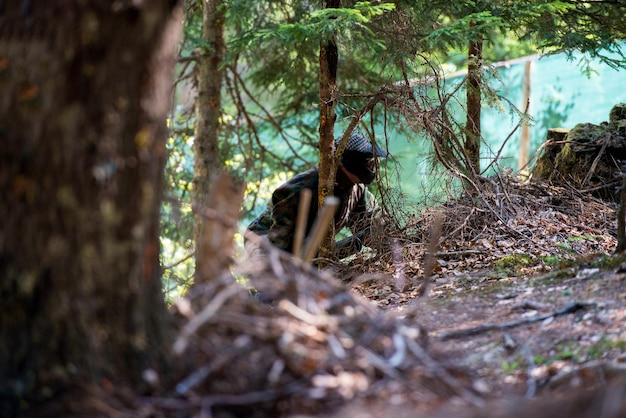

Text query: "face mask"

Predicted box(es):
[341, 150, 376, 184]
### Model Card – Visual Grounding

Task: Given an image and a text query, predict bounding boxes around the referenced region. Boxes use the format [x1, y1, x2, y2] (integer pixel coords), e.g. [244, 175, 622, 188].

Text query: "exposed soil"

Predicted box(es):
[330, 174, 626, 417]
[161, 173, 626, 418]
[342, 262, 626, 417]
[36, 174, 626, 418]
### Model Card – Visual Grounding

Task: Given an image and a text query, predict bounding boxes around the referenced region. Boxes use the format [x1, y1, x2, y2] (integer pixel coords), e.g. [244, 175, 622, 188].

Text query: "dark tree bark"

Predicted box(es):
[0, 1, 181, 415]
[193, 0, 229, 283]
[317, 0, 340, 262]
[465, 36, 482, 177]
[616, 176, 626, 253]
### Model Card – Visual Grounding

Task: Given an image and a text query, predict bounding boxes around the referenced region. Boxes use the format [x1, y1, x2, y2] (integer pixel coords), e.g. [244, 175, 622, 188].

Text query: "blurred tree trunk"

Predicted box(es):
[192, 0, 229, 282]
[0, 1, 181, 415]
[317, 0, 340, 264]
[617, 175, 626, 253]
[465, 34, 482, 177]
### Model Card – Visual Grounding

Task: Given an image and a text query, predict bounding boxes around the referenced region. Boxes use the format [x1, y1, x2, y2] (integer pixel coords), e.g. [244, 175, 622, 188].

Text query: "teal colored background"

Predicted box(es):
[383, 48, 626, 207]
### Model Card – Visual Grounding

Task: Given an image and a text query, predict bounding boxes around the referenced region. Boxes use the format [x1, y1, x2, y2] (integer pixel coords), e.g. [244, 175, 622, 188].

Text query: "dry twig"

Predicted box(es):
[435, 302, 594, 341]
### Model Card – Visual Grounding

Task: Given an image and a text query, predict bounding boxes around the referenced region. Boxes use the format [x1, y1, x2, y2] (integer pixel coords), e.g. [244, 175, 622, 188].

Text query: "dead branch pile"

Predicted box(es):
[168, 246, 481, 417]
[472, 175, 610, 249]
[164, 172, 619, 417]
[360, 172, 615, 271]
[334, 172, 617, 305]
[419, 172, 615, 251]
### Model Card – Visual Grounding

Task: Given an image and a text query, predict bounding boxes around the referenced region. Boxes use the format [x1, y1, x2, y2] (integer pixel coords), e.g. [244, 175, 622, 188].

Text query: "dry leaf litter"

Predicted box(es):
[168, 172, 626, 418]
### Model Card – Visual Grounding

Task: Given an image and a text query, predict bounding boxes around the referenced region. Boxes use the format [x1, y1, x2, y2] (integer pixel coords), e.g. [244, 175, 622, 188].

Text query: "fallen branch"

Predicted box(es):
[435, 302, 594, 341]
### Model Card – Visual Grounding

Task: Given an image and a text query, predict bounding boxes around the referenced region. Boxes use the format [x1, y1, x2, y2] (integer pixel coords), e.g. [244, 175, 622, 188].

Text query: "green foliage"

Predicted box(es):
[501, 357, 524, 373]
[541, 254, 563, 267]
[589, 252, 626, 270]
[427, 11, 505, 49]
[241, 2, 396, 46]
[228, 0, 398, 103]
[161, 111, 195, 302]
[161, 0, 626, 299]
[180, 1, 207, 56]
[532, 1, 626, 69]
[586, 336, 626, 360]
[554, 342, 583, 362]
[504, 336, 626, 371]
[492, 254, 534, 276]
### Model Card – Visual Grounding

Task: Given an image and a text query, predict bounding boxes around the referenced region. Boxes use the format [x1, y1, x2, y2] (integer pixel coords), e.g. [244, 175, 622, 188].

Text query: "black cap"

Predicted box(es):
[335, 133, 387, 185]
[336, 132, 387, 157]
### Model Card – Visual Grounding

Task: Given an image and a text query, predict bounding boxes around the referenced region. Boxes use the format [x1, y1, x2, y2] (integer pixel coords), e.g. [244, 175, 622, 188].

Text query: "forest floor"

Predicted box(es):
[150, 173, 626, 418]
[329, 174, 626, 417]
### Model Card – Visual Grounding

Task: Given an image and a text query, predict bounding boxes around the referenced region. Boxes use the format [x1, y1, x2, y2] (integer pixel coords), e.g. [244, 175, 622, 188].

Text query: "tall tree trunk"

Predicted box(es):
[465, 36, 482, 177]
[519, 60, 532, 171]
[317, 0, 340, 263]
[0, 1, 181, 415]
[192, 0, 227, 282]
[616, 175, 626, 253]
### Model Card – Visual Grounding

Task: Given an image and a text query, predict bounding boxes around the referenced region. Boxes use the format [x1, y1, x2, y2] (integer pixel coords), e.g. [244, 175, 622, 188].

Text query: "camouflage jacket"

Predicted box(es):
[247, 167, 381, 253]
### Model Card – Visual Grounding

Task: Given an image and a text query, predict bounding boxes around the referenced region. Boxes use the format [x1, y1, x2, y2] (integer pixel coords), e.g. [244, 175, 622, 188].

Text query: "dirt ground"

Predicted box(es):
[339, 260, 626, 417]
[330, 175, 626, 417]
[143, 174, 626, 418]
[29, 173, 626, 418]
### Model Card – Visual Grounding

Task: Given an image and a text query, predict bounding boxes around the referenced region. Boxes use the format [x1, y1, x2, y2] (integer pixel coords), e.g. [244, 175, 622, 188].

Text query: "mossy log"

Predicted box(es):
[531, 103, 626, 200]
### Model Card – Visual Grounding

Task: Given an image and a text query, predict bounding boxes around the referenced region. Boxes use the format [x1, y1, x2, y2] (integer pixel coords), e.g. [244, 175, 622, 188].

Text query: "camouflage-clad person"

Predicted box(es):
[245, 132, 387, 258]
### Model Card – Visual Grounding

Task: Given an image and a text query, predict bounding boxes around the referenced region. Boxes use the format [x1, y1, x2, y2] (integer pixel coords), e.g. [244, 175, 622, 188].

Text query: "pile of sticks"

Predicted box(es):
[167, 242, 480, 416]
